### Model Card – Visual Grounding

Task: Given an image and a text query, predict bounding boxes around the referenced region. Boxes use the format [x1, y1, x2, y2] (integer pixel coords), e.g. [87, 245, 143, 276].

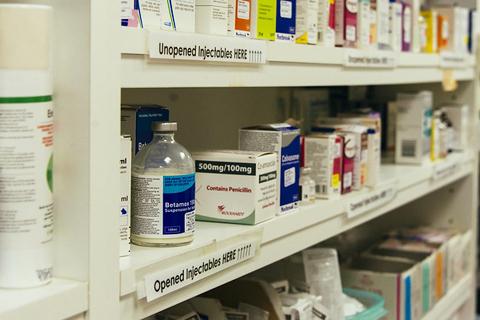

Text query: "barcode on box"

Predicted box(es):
[401, 140, 416, 157]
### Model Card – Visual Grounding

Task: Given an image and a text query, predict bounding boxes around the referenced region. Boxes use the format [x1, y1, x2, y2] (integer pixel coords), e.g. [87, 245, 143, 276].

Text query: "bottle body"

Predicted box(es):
[131, 130, 195, 246]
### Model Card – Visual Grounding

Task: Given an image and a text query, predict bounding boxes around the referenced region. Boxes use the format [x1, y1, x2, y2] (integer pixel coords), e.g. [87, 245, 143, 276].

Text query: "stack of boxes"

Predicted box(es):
[122, 0, 477, 55]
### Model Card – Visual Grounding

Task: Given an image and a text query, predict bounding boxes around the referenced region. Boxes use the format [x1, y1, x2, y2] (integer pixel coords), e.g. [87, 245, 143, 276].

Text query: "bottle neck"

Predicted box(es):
[152, 132, 175, 143]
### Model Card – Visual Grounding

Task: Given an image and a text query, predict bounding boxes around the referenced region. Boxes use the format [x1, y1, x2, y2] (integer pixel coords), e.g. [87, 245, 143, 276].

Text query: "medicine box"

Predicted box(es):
[342, 256, 422, 320]
[228, 0, 252, 37]
[442, 104, 468, 151]
[317, 0, 335, 47]
[305, 133, 343, 199]
[421, 10, 438, 53]
[376, 0, 390, 49]
[295, 0, 319, 44]
[434, 6, 469, 54]
[340, 125, 368, 190]
[193, 150, 277, 225]
[389, 1, 402, 51]
[251, 0, 277, 40]
[138, 0, 195, 32]
[395, 91, 433, 164]
[239, 123, 300, 215]
[120, 135, 132, 257]
[401, 1, 412, 51]
[276, 0, 296, 42]
[357, 0, 371, 49]
[196, 0, 229, 35]
[335, 0, 357, 47]
[327, 115, 382, 187]
[121, 104, 170, 157]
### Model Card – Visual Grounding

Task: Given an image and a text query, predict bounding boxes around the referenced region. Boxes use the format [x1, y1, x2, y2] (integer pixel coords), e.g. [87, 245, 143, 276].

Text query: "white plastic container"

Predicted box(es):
[0, 4, 54, 288]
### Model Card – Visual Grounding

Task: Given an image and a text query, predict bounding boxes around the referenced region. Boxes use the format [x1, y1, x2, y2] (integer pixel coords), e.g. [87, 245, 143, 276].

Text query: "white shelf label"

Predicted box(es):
[440, 52, 468, 69]
[142, 240, 258, 302]
[346, 183, 397, 218]
[148, 31, 267, 64]
[343, 49, 396, 68]
[432, 160, 458, 181]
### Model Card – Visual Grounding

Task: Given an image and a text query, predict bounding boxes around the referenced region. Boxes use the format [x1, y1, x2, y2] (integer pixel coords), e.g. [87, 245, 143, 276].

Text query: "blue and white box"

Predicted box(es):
[276, 0, 296, 42]
[239, 123, 300, 215]
[121, 104, 170, 156]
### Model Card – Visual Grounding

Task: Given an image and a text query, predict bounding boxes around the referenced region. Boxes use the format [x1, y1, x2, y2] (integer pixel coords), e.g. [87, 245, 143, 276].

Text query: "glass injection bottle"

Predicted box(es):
[131, 122, 195, 247]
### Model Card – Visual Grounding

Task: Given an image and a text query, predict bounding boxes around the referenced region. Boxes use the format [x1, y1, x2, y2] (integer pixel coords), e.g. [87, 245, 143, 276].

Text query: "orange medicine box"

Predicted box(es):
[228, 0, 252, 37]
[437, 14, 448, 52]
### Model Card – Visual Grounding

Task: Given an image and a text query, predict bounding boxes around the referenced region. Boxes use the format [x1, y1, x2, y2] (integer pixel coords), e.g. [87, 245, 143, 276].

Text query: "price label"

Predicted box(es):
[142, 239, 259, 302]
[346, 183, 397, 218]
[344, 49, 396, 68]
[440, 52, 468, 69]
[148, 31, 267, 64]
[432, 160, 458, 181]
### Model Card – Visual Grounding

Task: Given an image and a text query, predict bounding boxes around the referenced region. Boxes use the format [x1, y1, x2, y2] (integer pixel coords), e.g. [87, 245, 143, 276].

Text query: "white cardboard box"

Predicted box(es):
[120, 135, 132, 257]
[395, 91, 433, 164]
[193, 150, 277, 225]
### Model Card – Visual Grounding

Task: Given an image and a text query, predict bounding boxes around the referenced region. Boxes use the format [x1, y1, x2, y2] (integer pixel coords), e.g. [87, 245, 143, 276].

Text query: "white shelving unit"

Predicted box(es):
[6, 0, 478, 319]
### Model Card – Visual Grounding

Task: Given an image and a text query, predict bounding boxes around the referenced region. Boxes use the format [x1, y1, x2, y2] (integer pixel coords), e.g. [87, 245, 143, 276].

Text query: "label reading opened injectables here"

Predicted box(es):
[143, 240, 258, 301]
[131, 173, 195, 238]
[346, 183, 397, 218]
[148, 31, 266, 63]
[343, 49, 396, 68]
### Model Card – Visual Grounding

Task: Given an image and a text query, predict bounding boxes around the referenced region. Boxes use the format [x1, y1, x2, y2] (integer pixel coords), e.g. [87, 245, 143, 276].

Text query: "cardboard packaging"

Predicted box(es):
[138, 0, 195, 32]
[368, 238, 441, 315]
[437, 14, 449, 52]
[295, 0, 319, 44]
[121, 104, 170, 157]
[120, 135, 132, 257]
[358, 0, 371, 49]
[395, 91, 433, 164]
[434, 6, 469, 54]
[339, 132, 355, 194]
[196, 0, 229, 35]
[421, 10, 438, 53]
[317, 0, 336, 47]
[193, 150, 277, 225]
[401, 0, 412, 51]
[276, 0, 296, 41]
[389, 1, 402, 51]
[228, 0, 252, 37]
[342, 256, 422, 320]
[335, 0, 358, 47]
[442, 104, 468, 151]
[376, 0, 391, 49]
[305, 133, 343, 199]
[239, 124, 301, 215]
[251, 0, 277, 40]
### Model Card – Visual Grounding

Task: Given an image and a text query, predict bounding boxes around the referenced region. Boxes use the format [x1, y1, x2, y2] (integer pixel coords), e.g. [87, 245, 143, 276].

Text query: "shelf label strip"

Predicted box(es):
[148, 31, 267, 64]
[346, 183, 397, 218]
[343, 49, 396, 68]
[432, 160, 459, 182]
[142, 239, 259, 302]
[439, 52, 468, 69]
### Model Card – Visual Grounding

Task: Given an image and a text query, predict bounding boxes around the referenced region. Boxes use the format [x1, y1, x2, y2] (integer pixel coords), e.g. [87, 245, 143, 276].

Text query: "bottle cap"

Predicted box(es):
[152, 122, 177, 132]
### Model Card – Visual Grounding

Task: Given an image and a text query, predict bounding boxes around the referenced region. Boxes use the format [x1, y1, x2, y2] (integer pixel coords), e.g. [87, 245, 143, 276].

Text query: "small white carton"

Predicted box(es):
[395, 91, 433, 164]
[239, 124, 301, 215]
[196, 0, 229, 35]
[305, 133, 343, 199]
[193, 150, 277, 225]
[442, 104, 469, 151]
[120, 135, 132, 257]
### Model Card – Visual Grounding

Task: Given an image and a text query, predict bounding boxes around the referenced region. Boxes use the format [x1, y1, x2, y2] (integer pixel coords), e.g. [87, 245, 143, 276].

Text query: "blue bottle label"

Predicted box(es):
[132, 173, 195, 238]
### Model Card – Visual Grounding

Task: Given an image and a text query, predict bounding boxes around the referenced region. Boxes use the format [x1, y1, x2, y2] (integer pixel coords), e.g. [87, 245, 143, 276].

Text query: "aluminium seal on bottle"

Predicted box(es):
[152, 122, 178, 132]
